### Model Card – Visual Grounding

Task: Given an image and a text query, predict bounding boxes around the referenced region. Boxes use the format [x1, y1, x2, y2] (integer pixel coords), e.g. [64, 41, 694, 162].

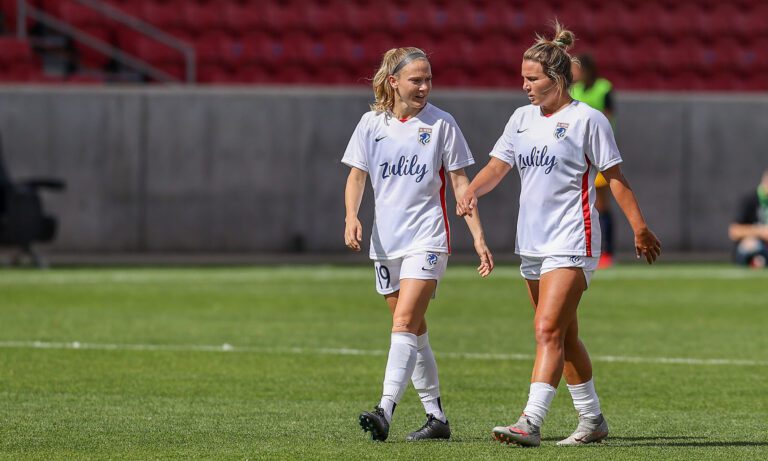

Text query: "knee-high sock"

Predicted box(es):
[523, 382, 557, 427]
[380, 332, 418, 422]
[411, 332, 446, 422]
[566, 378, 602, 418]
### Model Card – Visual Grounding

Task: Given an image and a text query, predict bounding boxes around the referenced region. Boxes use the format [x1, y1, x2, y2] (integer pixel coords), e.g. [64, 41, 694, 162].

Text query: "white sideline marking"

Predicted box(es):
[0, 340, 765, 367]
[0, 266, 765, 285]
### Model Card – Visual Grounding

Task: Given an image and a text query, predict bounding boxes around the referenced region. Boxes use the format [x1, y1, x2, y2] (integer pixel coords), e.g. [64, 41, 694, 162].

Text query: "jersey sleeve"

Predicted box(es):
[341, 114, 370, 171]
[584, 110, 623, 171]
[489, 114, 517, 168]
[441, 115, 475, 171]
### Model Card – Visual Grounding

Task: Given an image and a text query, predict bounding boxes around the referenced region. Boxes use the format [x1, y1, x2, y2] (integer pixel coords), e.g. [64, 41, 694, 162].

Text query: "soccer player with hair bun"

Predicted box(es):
[457, 23, 661, 447]
[343, 47, 494, 442]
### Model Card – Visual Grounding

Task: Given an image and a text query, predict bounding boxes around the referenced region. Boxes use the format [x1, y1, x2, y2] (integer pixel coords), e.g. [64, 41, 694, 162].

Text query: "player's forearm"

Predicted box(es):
[609, 176, 649, 234]
[450, 170, 488, 242]
[344, 171, 366, 221]
[462, 209, 487, 243]
[467, 158, 510, 198]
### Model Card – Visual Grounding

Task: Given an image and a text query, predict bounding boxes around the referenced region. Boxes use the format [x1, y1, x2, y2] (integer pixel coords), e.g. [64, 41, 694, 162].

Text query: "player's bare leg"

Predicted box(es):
[492, 269, 584, 447]
[559, 317, 609, 445]
[360, 279, 447, 441]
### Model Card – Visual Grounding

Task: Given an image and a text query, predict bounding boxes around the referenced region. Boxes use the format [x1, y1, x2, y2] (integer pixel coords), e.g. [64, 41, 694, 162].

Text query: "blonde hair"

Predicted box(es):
[523, 21, 577, 98]
[371, 47, 428, 113]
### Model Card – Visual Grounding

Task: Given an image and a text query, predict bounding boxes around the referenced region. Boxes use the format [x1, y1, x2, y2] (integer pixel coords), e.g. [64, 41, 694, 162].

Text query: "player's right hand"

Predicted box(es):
[456, 191, 477, 217]
[344, 217, 363, 252]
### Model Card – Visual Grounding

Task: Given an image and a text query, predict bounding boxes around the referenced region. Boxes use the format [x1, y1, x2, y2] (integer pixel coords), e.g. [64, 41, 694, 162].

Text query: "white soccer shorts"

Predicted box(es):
[520, 255, 599, 289]
[373, 251, 448, 295]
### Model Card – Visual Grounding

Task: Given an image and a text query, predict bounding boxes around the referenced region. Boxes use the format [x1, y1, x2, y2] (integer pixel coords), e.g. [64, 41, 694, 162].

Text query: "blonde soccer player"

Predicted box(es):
[457, 24, 661, 447]
[343, 47, 494, 442]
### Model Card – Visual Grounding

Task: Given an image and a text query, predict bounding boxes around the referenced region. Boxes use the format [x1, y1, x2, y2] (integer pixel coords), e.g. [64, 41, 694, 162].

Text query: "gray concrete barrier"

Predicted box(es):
[0, 86, 765, 254]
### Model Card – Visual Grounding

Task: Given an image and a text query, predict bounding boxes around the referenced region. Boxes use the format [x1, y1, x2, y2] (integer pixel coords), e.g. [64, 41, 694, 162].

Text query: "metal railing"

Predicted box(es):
[15, 0, 196, 84]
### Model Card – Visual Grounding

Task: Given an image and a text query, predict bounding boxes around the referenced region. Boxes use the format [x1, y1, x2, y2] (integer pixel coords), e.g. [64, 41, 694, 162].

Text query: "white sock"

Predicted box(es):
[566, 378, 602, 418]
[411, 332, 446, 423]
[523, 382, 557, 427]
[380, 332, 418, 423]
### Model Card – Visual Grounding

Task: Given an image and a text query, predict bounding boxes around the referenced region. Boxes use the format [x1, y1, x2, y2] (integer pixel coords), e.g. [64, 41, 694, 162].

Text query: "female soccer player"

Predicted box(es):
[343, 47, 494, 442]
[457, 24, 661, 447]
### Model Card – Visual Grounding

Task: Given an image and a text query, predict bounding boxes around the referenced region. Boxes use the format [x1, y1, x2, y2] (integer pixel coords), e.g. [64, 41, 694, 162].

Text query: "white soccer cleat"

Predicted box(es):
[557, 413, 609, 446]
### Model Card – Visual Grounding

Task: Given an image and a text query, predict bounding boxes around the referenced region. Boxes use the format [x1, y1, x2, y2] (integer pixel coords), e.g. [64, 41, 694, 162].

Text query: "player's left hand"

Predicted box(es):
[635, 227, 661, 264]
[474, 239, 494, 277]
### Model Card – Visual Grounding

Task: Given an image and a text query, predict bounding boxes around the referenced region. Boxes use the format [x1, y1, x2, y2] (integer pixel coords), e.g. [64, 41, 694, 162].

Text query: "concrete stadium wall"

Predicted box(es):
[0, 86, 765, 254]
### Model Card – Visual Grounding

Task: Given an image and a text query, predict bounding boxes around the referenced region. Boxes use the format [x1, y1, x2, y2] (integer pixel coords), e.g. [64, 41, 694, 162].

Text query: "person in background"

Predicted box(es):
[729, 169, 768, 268]
[571, 54, 616, 268]
[343, 47, 494, 442]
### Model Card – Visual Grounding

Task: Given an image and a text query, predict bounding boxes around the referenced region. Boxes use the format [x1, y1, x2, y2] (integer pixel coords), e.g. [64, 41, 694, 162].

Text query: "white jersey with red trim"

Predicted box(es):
[342, 103, 474, 259]
[490, 100, 622, 257]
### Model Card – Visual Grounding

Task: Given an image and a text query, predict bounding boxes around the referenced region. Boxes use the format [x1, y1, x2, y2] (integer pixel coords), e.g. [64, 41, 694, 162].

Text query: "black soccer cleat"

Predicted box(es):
[406, 414, 451, 441]
[359, 405, 390, 441]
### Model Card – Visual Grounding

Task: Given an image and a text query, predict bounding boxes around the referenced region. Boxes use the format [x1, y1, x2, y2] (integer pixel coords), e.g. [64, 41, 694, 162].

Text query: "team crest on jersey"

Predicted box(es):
[418, 127, 432, 145]
[554, 122, 569, 140]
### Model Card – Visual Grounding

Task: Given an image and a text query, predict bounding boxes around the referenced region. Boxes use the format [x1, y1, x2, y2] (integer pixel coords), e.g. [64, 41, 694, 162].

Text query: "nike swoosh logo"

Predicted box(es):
[421, 267, 434, 271]
[516, 128, 528, 133]
[375, 136, 387, 142]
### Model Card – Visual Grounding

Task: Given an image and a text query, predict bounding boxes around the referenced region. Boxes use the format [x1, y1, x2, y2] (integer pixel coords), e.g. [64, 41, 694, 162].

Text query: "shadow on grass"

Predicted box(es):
[447, 435, 767, 448]
[604, 436, 768, 448]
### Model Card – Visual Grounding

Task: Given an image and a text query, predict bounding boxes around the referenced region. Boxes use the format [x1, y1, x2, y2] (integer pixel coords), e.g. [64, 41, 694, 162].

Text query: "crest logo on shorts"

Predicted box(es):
[424, 252, 439, 270]
[418, 127, 432, 145]
[554, 122, 569, 140]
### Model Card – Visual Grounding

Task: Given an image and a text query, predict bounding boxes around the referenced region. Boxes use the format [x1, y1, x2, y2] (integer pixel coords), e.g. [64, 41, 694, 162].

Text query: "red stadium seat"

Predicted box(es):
[741, 2, 768, 39]
[623, 2, 666, 38]
[255, 35, 300, 68]
[383, 3, 420, 34]
[0, 37, 36, 64]
[269, 63, 313, 84]
[182, 1, 225, 33]
[74, 25, 113, 69]
[153, 61, 185, 81]
[424, 2, 468, 35]
[663, 2, 700, 39]
[193, 32, 229, 66]
[315, 65, 358, 86]
[341, 1, 383, 34]
[486, 2, 538, 40]
[592, 3, 632, 40]
[698, 3, 746, 39]
[301, 0, 346, 33]
[454, 2, 499, 37]
[57, 0, 103, 28]
[139, 1, 184, 31]
[234, 31, 272, 66]
[359, 32, 391, 64]
[222, 2, 265, 34]
[262, 0, 303, 34]
[236, 64, 272, 84]
[132, 35, 184, 66]
[197, 63, 233, 83]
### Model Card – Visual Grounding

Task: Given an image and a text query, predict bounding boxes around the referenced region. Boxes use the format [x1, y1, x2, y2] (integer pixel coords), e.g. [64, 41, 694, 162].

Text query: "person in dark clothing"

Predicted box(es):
[729, 169, 768, 268]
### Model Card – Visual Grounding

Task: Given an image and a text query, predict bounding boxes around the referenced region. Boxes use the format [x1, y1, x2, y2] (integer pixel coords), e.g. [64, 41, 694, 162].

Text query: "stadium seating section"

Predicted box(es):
[1, 0, 767, 90]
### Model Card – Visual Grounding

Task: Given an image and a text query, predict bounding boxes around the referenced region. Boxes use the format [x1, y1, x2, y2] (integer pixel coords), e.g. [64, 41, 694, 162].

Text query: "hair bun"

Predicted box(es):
[553, 26, 575, 49]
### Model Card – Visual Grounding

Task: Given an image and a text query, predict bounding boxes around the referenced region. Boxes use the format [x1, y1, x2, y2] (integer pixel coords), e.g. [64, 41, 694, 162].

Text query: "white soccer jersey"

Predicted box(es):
[490, 100, 622, 257]
[342, 103, 475, 259]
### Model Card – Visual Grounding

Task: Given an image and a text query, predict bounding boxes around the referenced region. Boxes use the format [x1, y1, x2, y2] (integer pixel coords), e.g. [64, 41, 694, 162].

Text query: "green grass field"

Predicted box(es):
[1, 263, 767, 460]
